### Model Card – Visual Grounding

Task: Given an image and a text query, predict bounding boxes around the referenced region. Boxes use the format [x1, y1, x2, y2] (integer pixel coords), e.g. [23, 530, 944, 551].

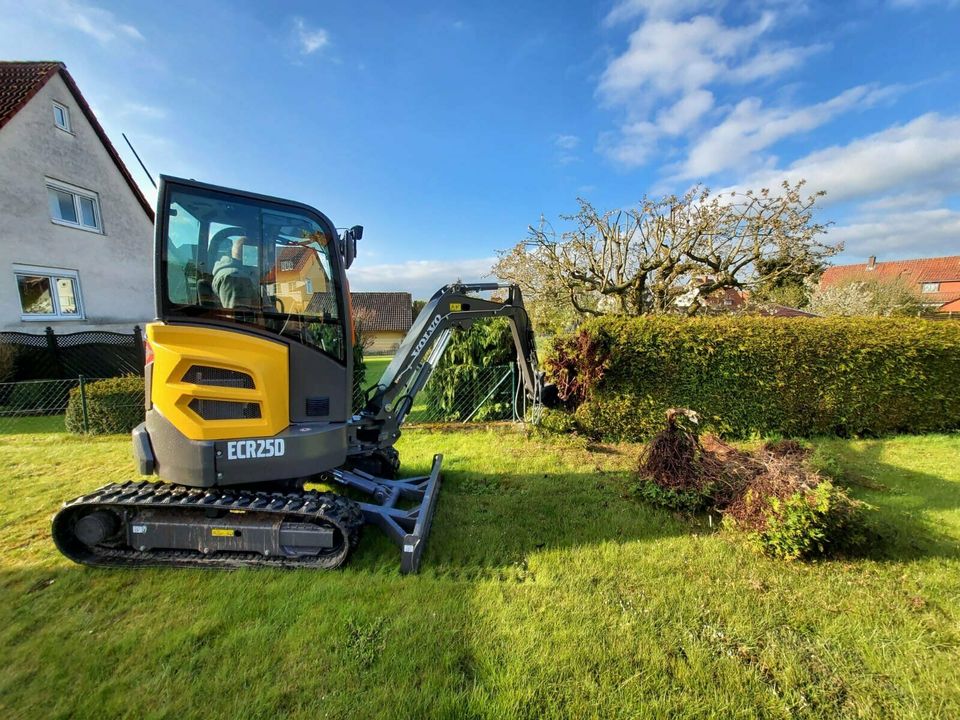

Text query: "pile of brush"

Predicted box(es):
[637, 410, 868, 559]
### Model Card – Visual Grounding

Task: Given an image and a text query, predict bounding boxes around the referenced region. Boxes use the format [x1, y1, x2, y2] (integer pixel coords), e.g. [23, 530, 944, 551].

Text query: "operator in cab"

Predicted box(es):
[212, 235, 259, 309]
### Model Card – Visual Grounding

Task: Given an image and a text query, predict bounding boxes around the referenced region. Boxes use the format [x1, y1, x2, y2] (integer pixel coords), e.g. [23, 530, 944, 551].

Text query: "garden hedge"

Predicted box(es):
[548, 316, 960, 440]
[65, 375, 145, 435]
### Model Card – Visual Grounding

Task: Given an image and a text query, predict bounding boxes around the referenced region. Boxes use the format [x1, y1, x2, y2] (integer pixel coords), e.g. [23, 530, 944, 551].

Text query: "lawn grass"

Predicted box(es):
[362, 355, 392, 391]
[0, 428, 958, 719]
[0, 414, 65, 434]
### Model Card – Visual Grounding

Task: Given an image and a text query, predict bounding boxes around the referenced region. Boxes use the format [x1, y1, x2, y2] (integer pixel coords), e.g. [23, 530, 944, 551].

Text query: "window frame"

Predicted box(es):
[52, 101, 72, 133]
[13, 264, 85, 322]
[921, 282, 940, 294]
[157, 177, 349, 365]
[46, 178, 103, 233]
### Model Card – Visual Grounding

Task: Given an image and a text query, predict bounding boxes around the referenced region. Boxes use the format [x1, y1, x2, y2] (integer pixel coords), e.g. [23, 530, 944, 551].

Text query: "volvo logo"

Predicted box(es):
[410, 314, 442, 360]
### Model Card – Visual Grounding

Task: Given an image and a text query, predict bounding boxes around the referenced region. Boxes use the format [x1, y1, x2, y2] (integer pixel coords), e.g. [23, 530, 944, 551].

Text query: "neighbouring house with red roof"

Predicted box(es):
[0, 61, 154, 332]
[820, 255, 960, 314]
[351, 292, 412, 354]
[262, 245, 333, 315]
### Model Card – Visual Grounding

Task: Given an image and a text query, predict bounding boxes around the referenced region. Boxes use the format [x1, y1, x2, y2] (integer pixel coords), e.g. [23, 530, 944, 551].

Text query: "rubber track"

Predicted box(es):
[52, 480, 365, 570]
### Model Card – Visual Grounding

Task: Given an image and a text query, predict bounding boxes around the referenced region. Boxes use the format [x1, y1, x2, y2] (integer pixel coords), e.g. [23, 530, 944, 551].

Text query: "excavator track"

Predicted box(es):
[52, 480, 365, 570]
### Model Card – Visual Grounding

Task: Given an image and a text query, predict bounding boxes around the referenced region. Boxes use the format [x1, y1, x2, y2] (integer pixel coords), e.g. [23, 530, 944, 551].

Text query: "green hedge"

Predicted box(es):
[65, 376, 144, 435]
[549, 316, 960, 440]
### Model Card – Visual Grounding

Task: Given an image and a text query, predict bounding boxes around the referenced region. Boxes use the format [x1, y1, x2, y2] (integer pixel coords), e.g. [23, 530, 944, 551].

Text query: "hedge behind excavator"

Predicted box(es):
[52, 176, 547, 573]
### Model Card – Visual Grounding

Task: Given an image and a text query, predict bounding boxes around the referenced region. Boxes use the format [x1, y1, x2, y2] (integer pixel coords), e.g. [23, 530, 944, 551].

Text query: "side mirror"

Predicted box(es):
[340, 225, 361, 269]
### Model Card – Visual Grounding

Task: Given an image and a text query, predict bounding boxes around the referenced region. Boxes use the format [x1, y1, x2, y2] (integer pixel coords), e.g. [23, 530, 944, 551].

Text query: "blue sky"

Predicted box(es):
[1, 0, 959, 297]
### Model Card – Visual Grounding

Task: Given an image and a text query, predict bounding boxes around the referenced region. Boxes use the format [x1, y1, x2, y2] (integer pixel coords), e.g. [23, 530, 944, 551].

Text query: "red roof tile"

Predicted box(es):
[0, 61, 154, 222]
[351, 292, 412, 333]
[277, 246, 315, 273]
[820, 255, 960, 306]
[0, 61, 60, 129]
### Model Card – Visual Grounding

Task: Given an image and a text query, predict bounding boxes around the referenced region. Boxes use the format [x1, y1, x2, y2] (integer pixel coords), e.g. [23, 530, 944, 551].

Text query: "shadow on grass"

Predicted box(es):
[349, 466, 686, 575]
[822, 440, 960, 563]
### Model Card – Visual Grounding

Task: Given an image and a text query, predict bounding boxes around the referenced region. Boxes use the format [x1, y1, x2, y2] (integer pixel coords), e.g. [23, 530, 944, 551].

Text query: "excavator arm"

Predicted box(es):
[346, 282, 546, 463]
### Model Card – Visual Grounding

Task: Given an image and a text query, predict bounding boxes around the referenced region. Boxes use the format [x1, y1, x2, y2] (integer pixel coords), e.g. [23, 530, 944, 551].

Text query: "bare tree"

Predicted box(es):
[494, 181, 838, 321]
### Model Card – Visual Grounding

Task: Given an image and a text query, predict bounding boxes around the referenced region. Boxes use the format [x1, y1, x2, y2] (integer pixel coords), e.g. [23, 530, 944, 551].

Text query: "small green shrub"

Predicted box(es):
[65, 376, 144, 435]
[636, 479, 711, 512]
[742, 481, 868, 560]
[536, 407, 578, 434]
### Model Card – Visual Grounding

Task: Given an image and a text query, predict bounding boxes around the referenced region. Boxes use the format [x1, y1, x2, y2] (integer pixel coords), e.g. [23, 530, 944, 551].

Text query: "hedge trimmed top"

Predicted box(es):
[548, 317, 960, 440]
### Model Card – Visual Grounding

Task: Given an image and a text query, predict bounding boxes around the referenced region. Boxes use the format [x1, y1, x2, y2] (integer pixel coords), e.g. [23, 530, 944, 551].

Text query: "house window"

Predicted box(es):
[13, 265, 84, 321]
[46, 179, 101, 232]
[52, 101, 71, 132]
[921, 282, 940, 293]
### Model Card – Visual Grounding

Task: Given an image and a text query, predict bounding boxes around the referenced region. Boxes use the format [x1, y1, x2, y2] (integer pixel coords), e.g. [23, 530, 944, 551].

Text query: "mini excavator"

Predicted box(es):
[52, 176, 547, 573]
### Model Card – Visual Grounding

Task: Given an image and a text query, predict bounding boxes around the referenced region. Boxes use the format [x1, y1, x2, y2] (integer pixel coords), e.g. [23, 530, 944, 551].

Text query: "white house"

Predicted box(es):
[0, 61, 154, 333]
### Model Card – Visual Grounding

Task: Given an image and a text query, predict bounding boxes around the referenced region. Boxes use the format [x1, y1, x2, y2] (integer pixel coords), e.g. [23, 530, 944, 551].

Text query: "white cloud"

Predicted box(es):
[347, 257, 497, 299]
[657, 89, 714, 135]
[726, 43, 826, 83]
[119, 102, 166, 120]
[294, 18, 330, 55]
[721, 113, 960, 204]
[553, 134, 581, 164]
[604, 0, 722, 25]
[678, 84, 896, 178]
[889, 0, 959, 8]
[50, 0, 144, 44]
[597, 9, 825, 169]
[830, 208, 960, 259]
[598, 13, 775, 104]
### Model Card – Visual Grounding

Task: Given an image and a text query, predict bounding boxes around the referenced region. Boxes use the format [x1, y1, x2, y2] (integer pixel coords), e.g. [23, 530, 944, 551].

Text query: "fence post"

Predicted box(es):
[45, 326, 65, 378]
[78, 375, 90, 433]
[134, 325, 145, 369]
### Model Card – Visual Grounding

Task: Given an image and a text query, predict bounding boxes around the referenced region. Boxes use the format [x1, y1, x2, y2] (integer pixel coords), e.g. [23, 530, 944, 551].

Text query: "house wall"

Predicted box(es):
[366, 331, 405, 355]
[0, 73, 154, 332]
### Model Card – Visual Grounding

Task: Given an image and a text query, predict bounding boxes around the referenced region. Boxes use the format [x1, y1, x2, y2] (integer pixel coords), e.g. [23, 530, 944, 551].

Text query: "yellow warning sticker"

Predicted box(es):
[211, 528, 235, 537]
[450, 303, 462, 312]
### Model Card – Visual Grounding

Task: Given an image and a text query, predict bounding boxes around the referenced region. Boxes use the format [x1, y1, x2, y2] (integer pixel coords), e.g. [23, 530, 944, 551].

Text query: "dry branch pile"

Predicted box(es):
[637, 409, 868, 559]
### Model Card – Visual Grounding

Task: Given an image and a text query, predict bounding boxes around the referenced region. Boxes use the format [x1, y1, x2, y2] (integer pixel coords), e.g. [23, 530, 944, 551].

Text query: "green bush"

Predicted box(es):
[736, 481, 868, 560]
[549, 316, 960, 440]
[536, 407, 579, 434]
[636, 480, 712, 513]
[65, 376, 144, 435]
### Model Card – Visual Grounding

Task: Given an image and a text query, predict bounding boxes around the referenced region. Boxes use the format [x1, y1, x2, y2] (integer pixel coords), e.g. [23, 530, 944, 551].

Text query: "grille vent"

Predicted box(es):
[182, 365, 254, 389]
[188, 399, 261, 420]
[305, 396, 330, 417]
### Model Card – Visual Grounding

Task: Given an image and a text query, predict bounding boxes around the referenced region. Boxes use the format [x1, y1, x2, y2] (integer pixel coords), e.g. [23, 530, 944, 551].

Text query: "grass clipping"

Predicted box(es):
[637, 409, 868, 560]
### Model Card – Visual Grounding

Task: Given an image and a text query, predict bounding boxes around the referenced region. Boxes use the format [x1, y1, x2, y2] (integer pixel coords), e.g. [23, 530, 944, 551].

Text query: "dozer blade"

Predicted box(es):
[328, 453, 443, 574]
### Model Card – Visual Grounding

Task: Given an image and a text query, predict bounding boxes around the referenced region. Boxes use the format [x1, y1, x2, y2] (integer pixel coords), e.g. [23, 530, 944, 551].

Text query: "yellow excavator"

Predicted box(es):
[52, 176, 547, 572]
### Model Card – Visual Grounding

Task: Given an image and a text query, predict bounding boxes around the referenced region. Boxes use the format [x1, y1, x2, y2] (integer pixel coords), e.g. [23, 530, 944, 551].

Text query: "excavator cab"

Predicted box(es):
[137, 177, 356, 489]
[53, 176, 548, 573]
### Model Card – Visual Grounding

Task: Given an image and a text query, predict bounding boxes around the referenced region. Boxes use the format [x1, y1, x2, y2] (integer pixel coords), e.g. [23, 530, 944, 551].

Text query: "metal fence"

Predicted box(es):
[1, 364, 525, 434]
[0, 377, 145, 435]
